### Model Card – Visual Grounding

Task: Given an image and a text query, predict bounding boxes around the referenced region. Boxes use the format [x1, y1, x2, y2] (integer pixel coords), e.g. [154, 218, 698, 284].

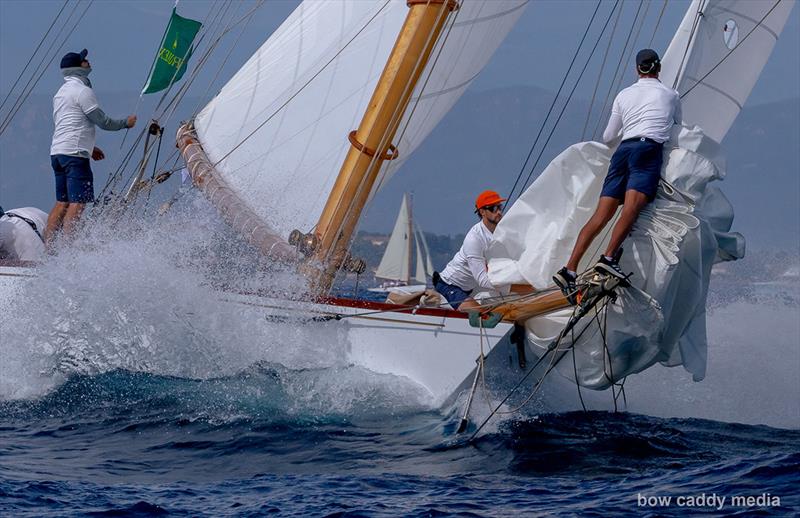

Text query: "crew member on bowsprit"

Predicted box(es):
[434, 190, 533, 311]
[553, 48, 682, 303]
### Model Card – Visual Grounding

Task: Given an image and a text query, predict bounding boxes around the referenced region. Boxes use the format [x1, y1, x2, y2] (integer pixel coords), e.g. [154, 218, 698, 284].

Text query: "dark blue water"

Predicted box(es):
[2, 368, 798, 516]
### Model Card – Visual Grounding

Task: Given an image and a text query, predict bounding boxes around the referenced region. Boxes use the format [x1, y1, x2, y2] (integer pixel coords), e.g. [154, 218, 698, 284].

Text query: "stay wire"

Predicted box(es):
[581, 0, 623, 141]
[647, 0, 669, 48]
[0, 0, 90, 136]
[504, 0, 604, 207]
[515, 0, 621, 196]
[590, 0, 647, 141]
[0, 0, 68, 114]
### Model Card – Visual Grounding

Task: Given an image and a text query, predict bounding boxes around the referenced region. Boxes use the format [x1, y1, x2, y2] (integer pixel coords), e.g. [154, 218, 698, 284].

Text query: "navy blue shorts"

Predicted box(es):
[51, 154, 94, 203]
[601, 138, 664, 201]
[434, 273, 472, 310]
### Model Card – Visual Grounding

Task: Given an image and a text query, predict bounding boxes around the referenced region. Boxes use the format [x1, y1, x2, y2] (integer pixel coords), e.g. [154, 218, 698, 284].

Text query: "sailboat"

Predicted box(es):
[368, 193, 434, 295]
[1, 0, 795, 424]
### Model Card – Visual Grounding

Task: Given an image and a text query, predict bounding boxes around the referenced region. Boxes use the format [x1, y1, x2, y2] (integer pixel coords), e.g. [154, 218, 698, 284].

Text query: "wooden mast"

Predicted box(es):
[308, 0, 459, 294]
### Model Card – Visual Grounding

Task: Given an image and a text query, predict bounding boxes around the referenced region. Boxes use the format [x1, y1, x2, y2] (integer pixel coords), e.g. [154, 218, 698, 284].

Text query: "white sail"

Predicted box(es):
[193, 0, 528, 240]
[375, 194, 412, 282]
[661, 0, 795, 142]
[374, 194, 433, 284]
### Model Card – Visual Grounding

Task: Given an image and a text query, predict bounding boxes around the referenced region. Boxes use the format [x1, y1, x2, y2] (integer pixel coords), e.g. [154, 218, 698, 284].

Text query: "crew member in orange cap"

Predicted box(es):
[433, 190, 531, 311]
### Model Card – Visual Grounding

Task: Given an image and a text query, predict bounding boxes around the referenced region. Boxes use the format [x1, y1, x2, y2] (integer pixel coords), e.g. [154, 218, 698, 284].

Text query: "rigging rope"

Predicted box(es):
[513, 0, 621, 197]
[0, 0, 92, 136]
[504, 0, 604, 207]
[99, 0, 266, 212]
[590, 0, 648, 141]
[0, 0, 69, 115]
[581, 0, 624, 141]
[648, 0, 669, 48]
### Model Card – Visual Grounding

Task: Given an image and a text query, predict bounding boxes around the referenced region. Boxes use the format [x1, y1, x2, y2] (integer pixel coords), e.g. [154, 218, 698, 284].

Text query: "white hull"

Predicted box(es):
[0, 263, 616, 411]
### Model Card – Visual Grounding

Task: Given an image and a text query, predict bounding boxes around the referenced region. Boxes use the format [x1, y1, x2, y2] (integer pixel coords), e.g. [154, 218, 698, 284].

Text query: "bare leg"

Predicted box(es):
[604, 189, 649, 257]
[44, 201, 69, 243]
[565, 196, 621, 272]
[62, 202, 86, 237]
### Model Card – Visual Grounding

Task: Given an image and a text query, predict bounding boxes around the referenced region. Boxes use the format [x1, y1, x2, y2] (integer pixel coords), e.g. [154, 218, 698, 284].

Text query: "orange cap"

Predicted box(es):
[474, 190, 507, 212]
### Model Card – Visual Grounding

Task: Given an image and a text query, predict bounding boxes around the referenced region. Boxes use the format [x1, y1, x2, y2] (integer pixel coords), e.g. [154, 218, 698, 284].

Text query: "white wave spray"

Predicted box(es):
[0, 195, 431, 412]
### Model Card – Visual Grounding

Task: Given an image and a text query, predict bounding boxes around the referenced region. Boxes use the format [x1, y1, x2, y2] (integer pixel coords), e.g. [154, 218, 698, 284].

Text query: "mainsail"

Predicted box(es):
[374, 193, 433, 284]
[191, 0, 528, 245]
[486, 0, 795, 388]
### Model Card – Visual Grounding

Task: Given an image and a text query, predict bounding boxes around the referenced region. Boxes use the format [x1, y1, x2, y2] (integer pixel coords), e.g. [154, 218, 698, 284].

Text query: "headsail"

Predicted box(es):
[375, 193, 412, 283]
[661, 0, 795, 142]
[191, 0, 527, 243]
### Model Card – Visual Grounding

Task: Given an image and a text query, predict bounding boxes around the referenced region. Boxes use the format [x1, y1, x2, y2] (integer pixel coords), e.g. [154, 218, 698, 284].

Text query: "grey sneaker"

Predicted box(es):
[553, 267, 577, 305]
[594, 254, 627, 281]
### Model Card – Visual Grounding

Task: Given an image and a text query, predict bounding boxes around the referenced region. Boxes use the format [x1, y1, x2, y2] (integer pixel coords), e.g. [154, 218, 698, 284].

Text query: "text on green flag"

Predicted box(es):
[142, 8, 201, 95]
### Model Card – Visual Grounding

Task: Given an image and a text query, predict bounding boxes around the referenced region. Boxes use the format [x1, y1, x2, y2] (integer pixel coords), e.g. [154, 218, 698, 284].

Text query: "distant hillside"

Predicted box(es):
[1, 88, 797, 249]
[364, 87, 800, 249]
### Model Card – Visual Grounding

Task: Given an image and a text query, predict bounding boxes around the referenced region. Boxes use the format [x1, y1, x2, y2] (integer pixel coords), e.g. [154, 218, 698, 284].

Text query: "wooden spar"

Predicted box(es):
[176, 123, 300, 263]
[493, 290, 572, 324]
[309, 0, 459, 294]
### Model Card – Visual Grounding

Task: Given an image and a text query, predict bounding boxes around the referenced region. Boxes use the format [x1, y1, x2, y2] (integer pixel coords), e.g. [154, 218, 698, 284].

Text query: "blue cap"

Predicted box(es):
[60, 49, 88, 69]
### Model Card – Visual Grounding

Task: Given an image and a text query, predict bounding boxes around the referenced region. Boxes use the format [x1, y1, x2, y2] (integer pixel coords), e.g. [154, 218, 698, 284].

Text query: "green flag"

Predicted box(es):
[141, 8, 201, 95]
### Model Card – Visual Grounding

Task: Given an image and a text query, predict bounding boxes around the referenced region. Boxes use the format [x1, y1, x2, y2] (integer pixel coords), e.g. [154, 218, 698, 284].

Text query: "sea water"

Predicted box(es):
[1, 200, 798, 516]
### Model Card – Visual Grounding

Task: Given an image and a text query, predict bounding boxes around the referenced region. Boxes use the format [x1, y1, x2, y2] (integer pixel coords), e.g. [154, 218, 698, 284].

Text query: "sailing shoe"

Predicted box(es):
[594, 254, 628, 282]
[553, 267, 578, 305]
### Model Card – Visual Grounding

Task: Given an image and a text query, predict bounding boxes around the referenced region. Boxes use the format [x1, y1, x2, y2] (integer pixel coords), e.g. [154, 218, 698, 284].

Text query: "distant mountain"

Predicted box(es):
[364, 87, 800, 250]
[1, 88, 798, 250]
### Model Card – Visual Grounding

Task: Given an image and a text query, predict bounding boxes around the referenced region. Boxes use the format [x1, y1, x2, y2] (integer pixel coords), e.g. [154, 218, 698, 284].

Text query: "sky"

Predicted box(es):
[0, 0, 798, 237]
[1, 0, 798, 102]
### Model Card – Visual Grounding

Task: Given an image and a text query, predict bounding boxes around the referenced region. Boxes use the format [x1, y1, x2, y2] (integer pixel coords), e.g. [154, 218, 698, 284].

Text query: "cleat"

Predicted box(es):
[553, 267, 578, 305]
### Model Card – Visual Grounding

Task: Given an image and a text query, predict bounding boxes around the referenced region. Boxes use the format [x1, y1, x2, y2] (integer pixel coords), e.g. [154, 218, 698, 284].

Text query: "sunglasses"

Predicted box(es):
[481, 204, 503, 213]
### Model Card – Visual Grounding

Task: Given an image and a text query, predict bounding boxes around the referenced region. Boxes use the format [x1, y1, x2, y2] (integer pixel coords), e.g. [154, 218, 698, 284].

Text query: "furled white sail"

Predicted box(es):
[193, 0, 528, 240]
[488, 126, 738, 387]
[661, 0, 795, 142]
[375, 194, 412, 282]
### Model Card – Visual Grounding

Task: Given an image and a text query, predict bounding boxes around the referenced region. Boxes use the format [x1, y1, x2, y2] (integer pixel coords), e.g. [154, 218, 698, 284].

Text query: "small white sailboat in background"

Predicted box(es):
[369, 193, 434, 295]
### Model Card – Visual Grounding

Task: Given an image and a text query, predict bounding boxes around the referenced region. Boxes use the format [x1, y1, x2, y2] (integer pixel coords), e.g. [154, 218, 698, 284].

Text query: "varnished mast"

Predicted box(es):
[308, 0, 460, 294]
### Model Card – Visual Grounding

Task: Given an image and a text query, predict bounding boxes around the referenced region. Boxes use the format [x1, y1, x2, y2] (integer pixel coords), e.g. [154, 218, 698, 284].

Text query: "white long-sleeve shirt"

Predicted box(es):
[440, 221, 495, 291]
[602, 77, 681, 144]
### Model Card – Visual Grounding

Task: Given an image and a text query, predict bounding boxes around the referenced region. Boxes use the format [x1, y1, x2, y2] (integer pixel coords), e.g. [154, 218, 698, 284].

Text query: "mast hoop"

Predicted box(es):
[347, 130, 400, 161]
